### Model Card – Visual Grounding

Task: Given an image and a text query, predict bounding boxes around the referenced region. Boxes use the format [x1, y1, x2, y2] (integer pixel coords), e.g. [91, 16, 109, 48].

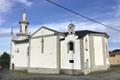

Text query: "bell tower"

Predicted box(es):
[19, 12, 29, 35]
[68, 23, 75, 35]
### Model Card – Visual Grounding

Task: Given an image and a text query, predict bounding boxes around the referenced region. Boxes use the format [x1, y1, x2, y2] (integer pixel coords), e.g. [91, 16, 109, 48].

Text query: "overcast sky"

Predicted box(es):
[0, 0, 120, 53]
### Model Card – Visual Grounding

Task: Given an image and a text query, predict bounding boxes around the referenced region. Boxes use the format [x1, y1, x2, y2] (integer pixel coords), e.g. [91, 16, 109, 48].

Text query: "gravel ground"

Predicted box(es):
[0, 66, 120, 80]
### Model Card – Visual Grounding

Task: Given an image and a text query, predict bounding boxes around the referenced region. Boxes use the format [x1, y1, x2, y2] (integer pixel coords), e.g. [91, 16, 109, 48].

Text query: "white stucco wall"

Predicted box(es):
[29, 28, 58, 69]
[93, 36, 104, 65]
[11, 42, 29, 68]
[83, 35, 91, 68]
[61, 35, 81, 70]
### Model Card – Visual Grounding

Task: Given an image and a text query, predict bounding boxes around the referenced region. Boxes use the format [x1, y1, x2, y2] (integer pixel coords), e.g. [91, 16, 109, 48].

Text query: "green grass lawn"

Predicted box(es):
[13, 70, 32, 76]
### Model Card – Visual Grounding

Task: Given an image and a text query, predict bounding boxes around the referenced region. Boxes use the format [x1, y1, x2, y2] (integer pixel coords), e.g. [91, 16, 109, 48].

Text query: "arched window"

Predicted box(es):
[68, 41, 75, 53]
[27, 46, 29, 56]
[41, 38, 44, 53]
[25, 26, 27, 31]
[69, 42, 74, 50]
[85, 38, 88, 51]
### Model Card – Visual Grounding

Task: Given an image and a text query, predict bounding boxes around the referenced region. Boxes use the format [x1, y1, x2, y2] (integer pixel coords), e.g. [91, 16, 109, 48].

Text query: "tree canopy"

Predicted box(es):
[0, 52, 10, 68]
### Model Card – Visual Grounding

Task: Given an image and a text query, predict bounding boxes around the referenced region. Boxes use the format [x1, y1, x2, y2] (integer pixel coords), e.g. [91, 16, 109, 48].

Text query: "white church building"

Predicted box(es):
[10, 13, 110, 75]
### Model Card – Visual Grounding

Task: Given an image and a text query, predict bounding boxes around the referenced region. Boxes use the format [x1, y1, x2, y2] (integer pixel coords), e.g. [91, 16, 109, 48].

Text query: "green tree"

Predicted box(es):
[0, 52, 10, 68]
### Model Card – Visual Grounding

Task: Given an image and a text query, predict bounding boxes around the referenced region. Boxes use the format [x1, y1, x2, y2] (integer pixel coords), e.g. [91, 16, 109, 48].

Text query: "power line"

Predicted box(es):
[46, 0, 120, 33]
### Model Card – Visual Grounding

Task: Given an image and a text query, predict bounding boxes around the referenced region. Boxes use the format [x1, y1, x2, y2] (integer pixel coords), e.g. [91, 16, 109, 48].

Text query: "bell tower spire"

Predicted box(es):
[19, 12, 29, 35]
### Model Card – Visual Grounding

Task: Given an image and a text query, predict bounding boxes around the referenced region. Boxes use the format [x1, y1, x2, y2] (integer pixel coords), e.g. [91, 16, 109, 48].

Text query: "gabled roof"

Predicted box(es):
[63, 30, 109, 39]
[31, 26, 109, 38]
[32, 26, 59, 36]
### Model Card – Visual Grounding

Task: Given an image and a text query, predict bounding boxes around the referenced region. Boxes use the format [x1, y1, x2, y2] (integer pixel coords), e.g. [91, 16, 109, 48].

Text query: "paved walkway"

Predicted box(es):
[0, 66, 120, 80]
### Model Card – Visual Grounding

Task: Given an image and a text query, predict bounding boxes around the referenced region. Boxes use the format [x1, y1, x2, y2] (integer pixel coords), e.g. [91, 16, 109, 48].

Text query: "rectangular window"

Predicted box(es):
[69, 60, 74, 63]
[17, 48, 19, 53]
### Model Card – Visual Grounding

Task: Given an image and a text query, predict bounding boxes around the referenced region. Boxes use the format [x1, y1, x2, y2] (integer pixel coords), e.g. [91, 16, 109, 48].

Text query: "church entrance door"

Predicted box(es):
[12, 63, 14, 70]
